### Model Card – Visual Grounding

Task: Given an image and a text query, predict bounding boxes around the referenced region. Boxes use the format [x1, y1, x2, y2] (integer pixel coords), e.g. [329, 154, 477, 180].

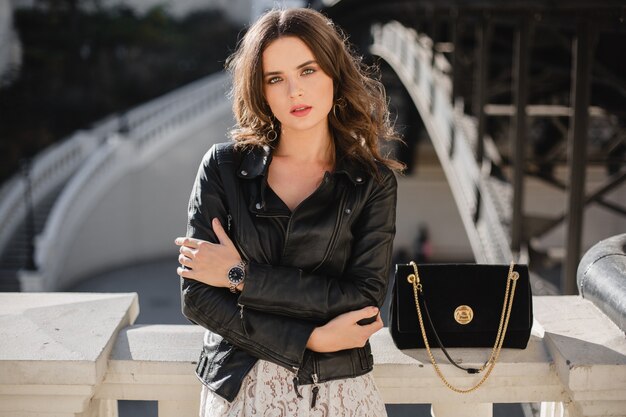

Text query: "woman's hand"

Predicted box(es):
[306, 306, 383, 353]
[175, 218, 242, 289]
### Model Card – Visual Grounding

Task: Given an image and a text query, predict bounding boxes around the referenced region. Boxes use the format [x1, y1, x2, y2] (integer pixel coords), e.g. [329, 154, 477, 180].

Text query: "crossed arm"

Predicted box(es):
[177, 220, 383, 353]
[177, 146, 395, 357]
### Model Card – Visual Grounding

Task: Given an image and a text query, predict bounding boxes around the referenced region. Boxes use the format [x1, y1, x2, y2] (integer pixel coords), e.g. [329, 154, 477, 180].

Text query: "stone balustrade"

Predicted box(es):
[1, 293, 625, 417]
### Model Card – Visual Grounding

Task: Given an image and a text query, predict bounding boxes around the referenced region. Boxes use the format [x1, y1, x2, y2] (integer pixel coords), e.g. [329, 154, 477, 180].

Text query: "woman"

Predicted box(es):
[175, 7, 403, 417]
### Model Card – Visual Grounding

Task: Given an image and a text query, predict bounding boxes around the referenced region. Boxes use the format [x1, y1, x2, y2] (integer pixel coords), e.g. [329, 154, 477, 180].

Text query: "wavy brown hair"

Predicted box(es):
[225, 7, 404, 175]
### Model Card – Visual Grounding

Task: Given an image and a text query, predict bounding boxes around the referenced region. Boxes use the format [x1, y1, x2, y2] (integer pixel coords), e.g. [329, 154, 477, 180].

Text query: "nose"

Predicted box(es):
[288, 79, 303, 98]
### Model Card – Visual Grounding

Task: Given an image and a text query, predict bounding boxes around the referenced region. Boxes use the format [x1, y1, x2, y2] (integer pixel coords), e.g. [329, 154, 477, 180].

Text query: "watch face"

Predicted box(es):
[228, 266, 245, 284]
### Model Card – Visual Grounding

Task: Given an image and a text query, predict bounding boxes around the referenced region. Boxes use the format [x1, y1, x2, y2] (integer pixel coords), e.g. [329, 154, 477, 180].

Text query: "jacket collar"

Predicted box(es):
[236, 145, 368, 185]
[333, 155, 369, 185]
[236, 145, 271, 180]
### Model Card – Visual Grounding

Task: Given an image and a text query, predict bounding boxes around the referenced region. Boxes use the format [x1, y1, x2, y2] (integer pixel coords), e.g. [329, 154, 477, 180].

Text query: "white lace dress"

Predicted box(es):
[199, 359, 388, 417]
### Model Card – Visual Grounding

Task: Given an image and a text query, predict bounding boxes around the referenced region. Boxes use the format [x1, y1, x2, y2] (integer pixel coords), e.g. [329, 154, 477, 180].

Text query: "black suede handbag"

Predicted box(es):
[389, 262, 533, 392]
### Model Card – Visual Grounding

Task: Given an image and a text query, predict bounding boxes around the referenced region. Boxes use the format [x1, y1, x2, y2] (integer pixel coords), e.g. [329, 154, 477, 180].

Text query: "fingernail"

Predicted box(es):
[175, 238, 181, 244]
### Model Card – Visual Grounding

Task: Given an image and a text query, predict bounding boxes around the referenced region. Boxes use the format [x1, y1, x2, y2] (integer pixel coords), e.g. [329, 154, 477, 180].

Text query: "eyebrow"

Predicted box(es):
[263, 60, 318, 77]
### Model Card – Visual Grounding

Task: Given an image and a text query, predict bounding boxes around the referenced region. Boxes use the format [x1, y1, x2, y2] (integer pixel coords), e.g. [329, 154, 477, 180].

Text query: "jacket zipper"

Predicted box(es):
[227, 212, 251, 263]
[236, 301, 329, 320]
[255, 213, 289, 218]
[311, 189, 347, 272]
[256, 214, 289, 237]
[311, 356, 320, 408]
[292, 367, 303, 399]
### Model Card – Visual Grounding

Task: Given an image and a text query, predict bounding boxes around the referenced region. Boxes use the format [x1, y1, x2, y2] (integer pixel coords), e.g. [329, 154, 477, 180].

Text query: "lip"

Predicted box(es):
[290, 104, 312, 117]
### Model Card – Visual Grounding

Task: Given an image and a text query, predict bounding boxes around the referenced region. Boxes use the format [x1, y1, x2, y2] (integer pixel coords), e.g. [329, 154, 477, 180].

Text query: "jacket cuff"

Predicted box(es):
[239, 261, 279, 308]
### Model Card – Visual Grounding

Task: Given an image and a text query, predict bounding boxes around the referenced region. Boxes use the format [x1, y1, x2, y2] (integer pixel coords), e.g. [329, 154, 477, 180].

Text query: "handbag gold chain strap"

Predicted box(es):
[407, 261, 519, 393]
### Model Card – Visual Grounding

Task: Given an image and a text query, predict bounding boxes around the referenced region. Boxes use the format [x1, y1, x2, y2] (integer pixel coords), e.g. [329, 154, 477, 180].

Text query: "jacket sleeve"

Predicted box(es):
[181, 145, 315, 369]
[237, 168, 397, 321]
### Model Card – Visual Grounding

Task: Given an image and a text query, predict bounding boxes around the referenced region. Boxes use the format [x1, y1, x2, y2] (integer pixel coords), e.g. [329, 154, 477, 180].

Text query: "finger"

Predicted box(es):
[178, 254, 192, 267]
[175, 237, 201, 248]
[177, 266, 197, 280]
[359, 315, 383, 341]
[212, 218, 232, 246]
[371, 316, 384, 333]
[179, 246, 195, 257]
[345, 306, 379, 322]
[368, 313, 384, 330]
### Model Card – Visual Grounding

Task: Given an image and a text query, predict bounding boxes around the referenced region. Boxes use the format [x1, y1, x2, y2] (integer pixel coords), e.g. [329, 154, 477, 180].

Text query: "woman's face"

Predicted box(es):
[262, 36, 334, 138]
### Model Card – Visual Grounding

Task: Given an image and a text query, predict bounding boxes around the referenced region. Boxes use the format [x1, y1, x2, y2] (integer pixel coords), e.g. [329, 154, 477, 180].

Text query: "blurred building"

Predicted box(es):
[12, 0, 306, 24]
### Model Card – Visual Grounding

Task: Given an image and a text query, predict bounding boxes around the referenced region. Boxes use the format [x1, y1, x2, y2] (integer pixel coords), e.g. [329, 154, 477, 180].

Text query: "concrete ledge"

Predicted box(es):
[371, 331, 564, 404]
[96, 324, 203, 402]
[536, 296, 626, 417]
[97, 296, 626, 410]
[2, 294, 626, 417]
[0, 292, 138, 417]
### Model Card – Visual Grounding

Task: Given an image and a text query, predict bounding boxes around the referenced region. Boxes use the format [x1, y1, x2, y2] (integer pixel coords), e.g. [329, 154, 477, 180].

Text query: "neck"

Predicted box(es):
[275, 124, 335, 166]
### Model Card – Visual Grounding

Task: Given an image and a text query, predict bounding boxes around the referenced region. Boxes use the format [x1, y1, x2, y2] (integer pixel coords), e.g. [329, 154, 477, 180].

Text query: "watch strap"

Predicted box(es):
[228, 261, 246, 293]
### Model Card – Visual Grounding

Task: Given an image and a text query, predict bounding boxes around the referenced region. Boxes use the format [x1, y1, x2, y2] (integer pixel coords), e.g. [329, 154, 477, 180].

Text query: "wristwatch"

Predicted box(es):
[227, 261, 246, 293]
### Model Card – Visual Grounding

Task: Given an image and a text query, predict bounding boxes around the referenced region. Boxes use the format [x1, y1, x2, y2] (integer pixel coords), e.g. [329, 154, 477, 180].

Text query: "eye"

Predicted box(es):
[267, 76, 282, 85]
[302, 68, 315, 76]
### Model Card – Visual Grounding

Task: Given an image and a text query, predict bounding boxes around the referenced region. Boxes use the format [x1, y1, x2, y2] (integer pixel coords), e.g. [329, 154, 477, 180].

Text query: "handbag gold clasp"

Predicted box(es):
[454, 305, 474, 325]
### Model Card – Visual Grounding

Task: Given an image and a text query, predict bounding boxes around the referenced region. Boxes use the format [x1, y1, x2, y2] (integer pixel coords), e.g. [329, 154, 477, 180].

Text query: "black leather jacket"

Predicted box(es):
[181, 142, 397, 401]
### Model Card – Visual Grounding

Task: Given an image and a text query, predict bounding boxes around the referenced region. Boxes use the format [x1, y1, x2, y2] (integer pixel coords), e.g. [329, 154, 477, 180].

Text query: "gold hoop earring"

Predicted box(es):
[267, 125, 278, 141]
[333, 97, 346, 118]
